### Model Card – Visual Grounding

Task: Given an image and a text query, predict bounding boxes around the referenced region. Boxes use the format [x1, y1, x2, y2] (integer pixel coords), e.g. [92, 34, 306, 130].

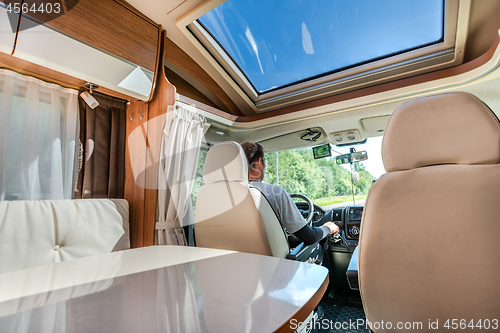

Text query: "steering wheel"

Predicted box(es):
[290, 193, 315, 226]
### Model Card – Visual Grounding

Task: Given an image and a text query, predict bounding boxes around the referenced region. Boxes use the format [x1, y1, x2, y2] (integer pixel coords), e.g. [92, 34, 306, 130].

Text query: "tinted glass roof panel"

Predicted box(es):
[198, 0, 444, 94]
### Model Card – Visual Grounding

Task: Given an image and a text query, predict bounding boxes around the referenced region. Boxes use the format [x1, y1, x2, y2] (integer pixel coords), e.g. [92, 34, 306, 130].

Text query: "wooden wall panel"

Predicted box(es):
[125, 31, 176, 247]
[0, 0, 159, 72]
[113, 0, 158, 27]
[142, 31, 177, 246]
[124, 101, 149, 248]
[165, 37, 243, 116]
[165, 67, 219, 109]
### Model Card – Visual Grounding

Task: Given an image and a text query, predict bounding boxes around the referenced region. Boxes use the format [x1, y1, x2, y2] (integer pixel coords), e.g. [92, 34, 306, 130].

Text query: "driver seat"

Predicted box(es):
[194, 141, 290, 258]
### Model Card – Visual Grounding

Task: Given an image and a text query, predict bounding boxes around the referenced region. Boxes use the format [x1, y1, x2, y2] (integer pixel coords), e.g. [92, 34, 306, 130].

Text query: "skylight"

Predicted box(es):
[197, 0, 444, 94]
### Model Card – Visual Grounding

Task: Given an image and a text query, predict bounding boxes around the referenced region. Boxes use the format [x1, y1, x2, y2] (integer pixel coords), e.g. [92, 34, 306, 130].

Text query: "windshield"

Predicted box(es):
[263, 137, 383, 208]
[191, 137, 383, 209]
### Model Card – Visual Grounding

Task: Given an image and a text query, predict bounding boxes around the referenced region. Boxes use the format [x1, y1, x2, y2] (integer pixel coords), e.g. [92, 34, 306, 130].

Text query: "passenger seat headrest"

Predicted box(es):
[382, 92, 500, 172]
[203, 142, 249, 184]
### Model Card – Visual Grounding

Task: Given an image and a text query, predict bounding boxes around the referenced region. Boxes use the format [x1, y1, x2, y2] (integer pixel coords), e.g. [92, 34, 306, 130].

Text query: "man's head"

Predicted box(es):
[241, 142, 265, 181]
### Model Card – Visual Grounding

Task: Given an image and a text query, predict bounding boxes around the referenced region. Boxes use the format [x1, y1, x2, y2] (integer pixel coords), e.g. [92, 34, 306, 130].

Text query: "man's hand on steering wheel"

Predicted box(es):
[290, 193, 339, 235]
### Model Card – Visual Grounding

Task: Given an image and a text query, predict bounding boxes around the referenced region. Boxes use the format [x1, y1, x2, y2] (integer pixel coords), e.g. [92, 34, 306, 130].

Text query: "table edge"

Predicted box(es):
[274, 272, 329, 333]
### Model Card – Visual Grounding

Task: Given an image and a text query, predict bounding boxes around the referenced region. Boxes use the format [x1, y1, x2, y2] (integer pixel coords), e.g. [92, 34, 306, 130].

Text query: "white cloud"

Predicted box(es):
[301, 22, 315, 55]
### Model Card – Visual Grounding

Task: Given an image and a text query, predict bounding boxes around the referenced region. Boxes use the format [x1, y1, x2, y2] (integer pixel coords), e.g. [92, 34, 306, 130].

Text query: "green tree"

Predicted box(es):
[191, 149, 208, 207]
[192, 146, 377, 208]
[265, 148, 376, 199]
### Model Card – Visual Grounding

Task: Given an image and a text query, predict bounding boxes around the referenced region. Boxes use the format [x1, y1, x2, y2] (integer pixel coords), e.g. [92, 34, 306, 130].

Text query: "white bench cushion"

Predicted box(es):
[0, 199, 130, 274]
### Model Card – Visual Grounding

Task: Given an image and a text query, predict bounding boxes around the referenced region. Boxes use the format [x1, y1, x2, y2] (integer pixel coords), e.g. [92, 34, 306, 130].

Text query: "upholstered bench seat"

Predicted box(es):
[0, 199, 130, 274]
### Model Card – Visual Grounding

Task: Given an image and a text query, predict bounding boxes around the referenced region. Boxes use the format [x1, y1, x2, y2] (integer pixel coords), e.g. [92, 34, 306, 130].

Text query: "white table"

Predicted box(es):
[0, 246, 329, 332]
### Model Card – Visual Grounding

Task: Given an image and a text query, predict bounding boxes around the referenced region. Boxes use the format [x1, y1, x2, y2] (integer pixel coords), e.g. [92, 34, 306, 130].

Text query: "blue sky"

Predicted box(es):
[199, 0, 443, 93]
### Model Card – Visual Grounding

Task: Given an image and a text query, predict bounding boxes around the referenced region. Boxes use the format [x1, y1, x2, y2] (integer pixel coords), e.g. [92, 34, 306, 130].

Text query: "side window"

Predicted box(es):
[191, 147, 208, 211]
[0, 71, 78, 201]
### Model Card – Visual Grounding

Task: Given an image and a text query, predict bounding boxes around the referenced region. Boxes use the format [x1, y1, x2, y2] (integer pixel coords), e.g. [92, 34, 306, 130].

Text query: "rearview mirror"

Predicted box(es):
[335, 151, 368, 165]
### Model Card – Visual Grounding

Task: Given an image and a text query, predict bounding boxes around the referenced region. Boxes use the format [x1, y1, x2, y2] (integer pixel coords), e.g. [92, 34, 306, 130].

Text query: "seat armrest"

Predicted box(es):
[286, 242, 319, 262]
[286, 242, 305, 260]
[346, 246, 359, 290]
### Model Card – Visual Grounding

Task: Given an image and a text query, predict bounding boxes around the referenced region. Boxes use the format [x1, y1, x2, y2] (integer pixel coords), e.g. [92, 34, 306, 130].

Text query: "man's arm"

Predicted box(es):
[293, 223, 339, 245]
[277, 187, 339, 244]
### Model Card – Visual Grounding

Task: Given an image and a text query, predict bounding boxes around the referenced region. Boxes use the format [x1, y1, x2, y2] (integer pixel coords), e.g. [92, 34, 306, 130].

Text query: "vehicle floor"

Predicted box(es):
[312, 293, 370, 333]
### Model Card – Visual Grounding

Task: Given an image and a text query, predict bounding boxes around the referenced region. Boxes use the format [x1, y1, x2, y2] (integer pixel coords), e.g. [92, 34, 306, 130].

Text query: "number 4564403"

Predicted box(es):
[443, 319, 498, 330]
[6, 2, 61, 14]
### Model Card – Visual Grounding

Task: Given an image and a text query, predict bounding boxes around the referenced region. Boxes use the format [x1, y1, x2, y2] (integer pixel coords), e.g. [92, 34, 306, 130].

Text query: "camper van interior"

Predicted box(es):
[1, 0, 500, 332]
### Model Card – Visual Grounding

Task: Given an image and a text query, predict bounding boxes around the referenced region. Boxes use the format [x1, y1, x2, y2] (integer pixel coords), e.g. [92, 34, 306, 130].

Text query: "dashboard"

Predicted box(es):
[295, 202, 364, 293]
[333, 206, 363, 247]
[295, 202, 364, 248]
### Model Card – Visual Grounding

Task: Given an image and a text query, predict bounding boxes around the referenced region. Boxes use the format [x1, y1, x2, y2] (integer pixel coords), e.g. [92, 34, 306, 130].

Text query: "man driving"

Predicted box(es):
[241, 142, 339, 245]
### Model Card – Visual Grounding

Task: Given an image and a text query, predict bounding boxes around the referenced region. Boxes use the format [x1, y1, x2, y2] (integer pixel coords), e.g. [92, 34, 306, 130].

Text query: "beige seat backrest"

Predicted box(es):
[359, 92, 500, 332]
[0, 198, 130, 274]
[194, 142, 289, 258]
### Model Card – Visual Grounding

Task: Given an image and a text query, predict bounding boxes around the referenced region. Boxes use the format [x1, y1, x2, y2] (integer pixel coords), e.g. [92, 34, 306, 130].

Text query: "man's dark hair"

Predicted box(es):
[241, 142, 265, 166]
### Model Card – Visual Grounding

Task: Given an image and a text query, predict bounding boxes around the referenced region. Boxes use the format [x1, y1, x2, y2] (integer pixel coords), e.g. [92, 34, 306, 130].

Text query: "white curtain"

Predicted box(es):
[0, 69, 78, 200]
[156, 104, 205, 245]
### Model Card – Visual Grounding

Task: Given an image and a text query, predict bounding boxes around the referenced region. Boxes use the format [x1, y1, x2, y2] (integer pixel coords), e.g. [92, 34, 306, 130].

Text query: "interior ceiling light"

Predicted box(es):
[80, 82, 99, 109]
